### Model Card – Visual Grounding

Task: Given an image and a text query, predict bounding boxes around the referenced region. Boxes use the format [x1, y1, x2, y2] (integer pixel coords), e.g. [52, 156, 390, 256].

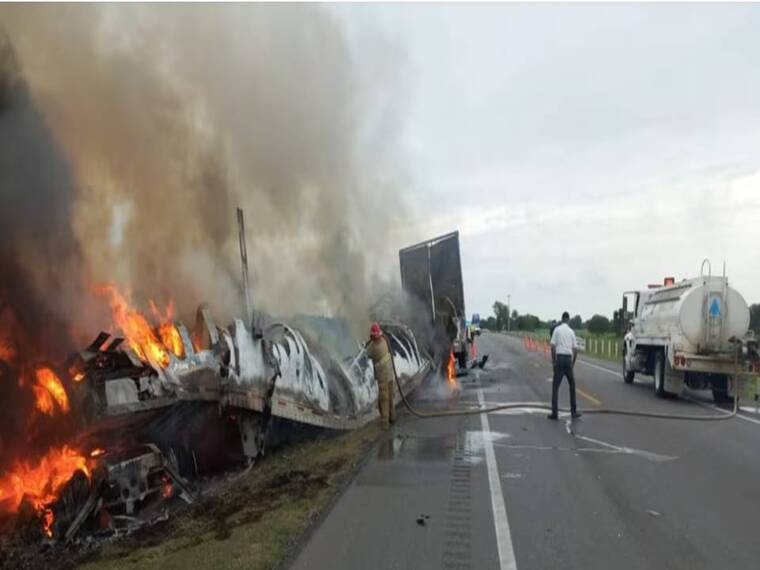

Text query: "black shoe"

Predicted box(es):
[547, 414, 558, 420]
[571, 412, 583, 419]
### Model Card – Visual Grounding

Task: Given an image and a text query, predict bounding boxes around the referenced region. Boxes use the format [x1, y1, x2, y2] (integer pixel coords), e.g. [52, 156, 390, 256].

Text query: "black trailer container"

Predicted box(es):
[399, 231, 468, 368]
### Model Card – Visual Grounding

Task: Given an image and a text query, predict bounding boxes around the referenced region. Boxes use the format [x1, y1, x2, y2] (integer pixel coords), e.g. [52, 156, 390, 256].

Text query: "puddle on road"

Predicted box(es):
[376, 432, 459, 463]
[375, 430, 511, 466]
[376, 410, 676, 466]
[459, 408, 677, 463]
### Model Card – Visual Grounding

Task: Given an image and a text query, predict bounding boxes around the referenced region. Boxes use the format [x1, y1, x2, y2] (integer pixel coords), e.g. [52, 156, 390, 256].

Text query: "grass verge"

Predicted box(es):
[77, 422, 382, 570]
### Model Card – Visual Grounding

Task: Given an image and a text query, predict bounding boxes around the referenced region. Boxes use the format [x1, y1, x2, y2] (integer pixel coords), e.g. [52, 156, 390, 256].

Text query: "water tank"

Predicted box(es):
[639, 277, 750, 351]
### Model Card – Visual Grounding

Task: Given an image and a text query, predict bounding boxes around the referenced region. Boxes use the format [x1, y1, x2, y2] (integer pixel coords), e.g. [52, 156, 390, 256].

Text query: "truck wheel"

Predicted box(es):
[712, 389, 733, 405]
[622, 354, 634, 384]
[653, 352, 666, 398]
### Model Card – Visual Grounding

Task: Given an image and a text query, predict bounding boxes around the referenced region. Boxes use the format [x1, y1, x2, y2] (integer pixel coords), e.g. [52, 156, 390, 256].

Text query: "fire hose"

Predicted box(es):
[393, 370, 739, 421]
[387, 348, 741, 422]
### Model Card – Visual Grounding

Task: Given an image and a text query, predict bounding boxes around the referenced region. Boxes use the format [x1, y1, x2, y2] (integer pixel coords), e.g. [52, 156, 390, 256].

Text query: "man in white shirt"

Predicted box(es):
[548, 311, 581, 420]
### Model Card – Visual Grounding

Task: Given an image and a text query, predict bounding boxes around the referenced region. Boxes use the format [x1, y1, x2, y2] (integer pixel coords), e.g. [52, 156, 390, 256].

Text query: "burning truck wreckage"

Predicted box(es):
[0, 22, 481, 564]
[0, 223, 482, 564]
[0, 284, 435, 548]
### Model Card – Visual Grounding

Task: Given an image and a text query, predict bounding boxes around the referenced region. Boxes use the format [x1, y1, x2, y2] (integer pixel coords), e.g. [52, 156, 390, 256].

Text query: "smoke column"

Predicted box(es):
[0, 31, 85, 359]
[1, 4, 410, 337]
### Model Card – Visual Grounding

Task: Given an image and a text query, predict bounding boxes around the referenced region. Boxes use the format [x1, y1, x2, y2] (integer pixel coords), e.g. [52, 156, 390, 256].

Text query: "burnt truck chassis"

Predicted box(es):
[52, 309, 429, 541]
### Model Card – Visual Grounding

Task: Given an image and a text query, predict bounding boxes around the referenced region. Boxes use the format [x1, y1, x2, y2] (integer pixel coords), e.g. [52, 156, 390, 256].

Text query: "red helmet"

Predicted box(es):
[370, 322, 382, 339]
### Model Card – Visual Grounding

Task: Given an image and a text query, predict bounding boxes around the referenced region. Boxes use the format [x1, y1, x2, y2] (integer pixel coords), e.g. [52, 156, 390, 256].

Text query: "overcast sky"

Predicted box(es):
[334, 3, 760, 322]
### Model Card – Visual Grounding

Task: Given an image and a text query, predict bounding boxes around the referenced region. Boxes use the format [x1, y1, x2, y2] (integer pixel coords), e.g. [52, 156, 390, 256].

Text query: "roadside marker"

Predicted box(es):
[478, 389, 518, 570]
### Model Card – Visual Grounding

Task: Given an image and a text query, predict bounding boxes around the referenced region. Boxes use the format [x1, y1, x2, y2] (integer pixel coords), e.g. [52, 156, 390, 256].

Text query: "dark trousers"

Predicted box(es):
[552, 355, 577, 416]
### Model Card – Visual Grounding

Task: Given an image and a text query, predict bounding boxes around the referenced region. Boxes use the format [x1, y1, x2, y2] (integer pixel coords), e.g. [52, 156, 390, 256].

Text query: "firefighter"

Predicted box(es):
[367, 322, 397, 428]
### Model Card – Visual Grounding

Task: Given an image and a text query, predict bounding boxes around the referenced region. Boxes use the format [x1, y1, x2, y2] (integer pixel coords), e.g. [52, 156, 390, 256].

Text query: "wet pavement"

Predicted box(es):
[290, 332, 760, 570]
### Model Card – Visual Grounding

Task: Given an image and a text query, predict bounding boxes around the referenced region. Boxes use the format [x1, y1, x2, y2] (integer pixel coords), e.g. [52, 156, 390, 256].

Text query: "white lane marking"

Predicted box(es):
[478, 389, 518, 570]
[577, 359, 619, 377]
[564, 419, 676, 462]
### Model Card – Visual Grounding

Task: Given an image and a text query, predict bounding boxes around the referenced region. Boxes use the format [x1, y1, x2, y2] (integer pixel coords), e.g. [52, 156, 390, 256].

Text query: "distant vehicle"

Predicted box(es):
[470, 314, 482, 336]
[575, 335, 586, 352]
[621, 261, 760, 403]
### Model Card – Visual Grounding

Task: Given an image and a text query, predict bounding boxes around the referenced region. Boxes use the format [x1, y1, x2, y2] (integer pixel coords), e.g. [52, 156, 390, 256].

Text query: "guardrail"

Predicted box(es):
[503, 330, 623, 363]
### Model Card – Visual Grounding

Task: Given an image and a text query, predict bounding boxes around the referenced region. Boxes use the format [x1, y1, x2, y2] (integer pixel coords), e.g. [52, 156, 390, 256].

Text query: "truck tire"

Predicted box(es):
[653, 352, 667, 398]
[712, 389, 732, 404]
[622, 352, 634, 384]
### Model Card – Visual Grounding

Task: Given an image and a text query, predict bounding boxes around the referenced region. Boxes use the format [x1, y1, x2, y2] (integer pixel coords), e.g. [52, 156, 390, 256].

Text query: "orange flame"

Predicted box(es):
[447, 349, 456, 384]
[33, 384, 55, 416]
[89, 448, 106, 458]
[151, 300, 184, 358]
[159, 322, 184, 359]
[34, 367, 70, 414]
[68, 363, 85, 383]
[95, 284, 176, 368]
[0, 445, 91, 537]
[161, 474, 173, 499]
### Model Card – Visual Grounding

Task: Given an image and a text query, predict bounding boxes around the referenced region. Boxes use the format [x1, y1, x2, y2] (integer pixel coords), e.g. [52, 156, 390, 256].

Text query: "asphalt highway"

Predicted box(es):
[290, 331, 760, 570]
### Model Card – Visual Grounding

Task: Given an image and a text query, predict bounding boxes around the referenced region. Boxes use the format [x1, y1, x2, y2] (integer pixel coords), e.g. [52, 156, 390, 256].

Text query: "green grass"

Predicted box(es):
[77, 422, 382, 570]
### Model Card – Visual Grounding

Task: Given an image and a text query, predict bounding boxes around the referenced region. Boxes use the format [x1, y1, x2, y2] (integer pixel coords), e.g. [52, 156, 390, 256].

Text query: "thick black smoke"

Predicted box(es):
[0, 33, 86, 464]
[0, 32, 85, 360]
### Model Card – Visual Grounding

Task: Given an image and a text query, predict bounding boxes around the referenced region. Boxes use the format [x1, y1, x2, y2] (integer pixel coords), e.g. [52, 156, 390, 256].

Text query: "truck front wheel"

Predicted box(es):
[623, 358, 634, 384]
[622, 348, 634, 384]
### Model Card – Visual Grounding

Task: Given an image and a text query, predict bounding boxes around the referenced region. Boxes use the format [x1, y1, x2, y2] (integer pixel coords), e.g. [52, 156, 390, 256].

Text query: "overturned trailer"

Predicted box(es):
[32, 310, 430, 540]
[69, 308, 429, 471]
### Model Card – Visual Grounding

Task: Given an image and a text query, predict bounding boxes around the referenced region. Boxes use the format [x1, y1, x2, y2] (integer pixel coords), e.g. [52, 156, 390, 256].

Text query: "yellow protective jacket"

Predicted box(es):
[367, 336, 396, 386]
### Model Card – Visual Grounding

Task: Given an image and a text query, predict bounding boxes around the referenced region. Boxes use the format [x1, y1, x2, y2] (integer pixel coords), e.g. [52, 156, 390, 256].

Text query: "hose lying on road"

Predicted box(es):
[391, 364, 740, 422]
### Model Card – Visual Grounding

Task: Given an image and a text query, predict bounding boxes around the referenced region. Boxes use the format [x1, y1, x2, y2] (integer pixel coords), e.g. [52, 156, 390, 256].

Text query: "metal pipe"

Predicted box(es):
[237, 208, 253, 325]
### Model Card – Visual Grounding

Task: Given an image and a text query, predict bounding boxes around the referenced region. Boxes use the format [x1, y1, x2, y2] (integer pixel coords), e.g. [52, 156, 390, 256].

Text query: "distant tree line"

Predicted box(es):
[481, 300, 628, 335]
[482, 301, 760, 337]
[751, 304, 760, 334]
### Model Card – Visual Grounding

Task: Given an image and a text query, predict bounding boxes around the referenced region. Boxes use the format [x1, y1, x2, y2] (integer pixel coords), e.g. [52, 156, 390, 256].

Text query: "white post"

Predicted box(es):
[614, 341, 618, 358]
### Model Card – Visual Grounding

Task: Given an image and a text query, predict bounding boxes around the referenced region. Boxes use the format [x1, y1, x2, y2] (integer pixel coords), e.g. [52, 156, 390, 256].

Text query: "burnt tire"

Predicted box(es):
[712, 389, 733, 405]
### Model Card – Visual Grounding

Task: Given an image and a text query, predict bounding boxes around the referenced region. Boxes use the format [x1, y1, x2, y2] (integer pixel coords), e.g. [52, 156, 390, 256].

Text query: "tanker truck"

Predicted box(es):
[622, 261, 759, 403]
